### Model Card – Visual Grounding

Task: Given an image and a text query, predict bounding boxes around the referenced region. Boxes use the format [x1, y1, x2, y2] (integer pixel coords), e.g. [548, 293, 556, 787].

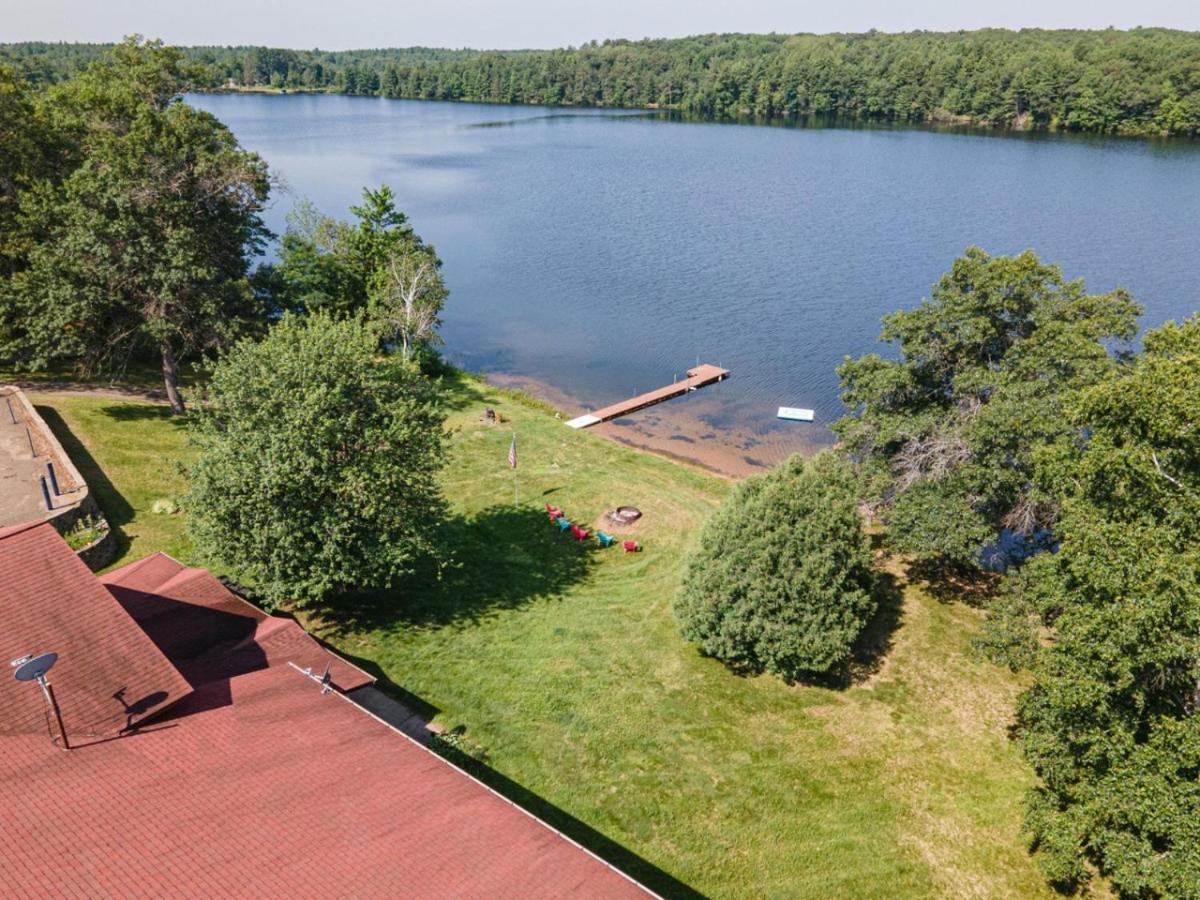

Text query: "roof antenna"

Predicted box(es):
[11, 652, 70, 750]
[288, 660, 334, 695]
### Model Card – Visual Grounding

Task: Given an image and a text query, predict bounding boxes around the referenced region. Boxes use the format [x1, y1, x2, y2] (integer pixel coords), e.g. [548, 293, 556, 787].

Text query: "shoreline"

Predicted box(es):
[192, 90, 1197, 142]
[483, 371, 834, 480]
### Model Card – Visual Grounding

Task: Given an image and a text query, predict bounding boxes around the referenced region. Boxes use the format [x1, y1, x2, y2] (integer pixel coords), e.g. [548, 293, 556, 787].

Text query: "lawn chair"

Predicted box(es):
[596, 531, 616, 548]
[557, 517, 572, 533]
[545, 503, 563, 520]
[622, 540, 641, 553]
[570, 524, 590, 543]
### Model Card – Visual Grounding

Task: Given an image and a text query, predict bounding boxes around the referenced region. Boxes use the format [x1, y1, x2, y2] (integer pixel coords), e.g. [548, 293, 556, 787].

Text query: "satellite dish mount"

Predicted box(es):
[11, 652, 70, 750]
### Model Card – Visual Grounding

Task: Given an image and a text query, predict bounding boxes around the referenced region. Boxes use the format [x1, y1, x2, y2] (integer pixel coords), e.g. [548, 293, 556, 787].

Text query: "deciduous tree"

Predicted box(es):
[368, 248, 447, 360]
[834, 247, 1140, 569]
[183, 312, 447, 607]
[273, 185, 433, 321]
[0, 38, 271, 413]
[1014, 316, 1200, 894]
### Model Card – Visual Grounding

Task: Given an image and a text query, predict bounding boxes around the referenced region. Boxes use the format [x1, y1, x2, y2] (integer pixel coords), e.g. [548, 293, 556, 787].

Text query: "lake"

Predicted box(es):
[188, 93, 1200, 475]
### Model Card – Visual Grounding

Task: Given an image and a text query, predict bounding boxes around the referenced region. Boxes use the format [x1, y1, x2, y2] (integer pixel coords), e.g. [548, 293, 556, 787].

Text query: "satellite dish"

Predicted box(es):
[13, 652, 57, 683]
[10, 651, 69, 750]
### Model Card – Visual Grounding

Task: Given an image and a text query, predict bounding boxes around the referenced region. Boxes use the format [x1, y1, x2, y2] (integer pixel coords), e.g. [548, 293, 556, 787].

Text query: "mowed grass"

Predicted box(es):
[31, 376, 1051, 898]
[30, 392, 194, 568]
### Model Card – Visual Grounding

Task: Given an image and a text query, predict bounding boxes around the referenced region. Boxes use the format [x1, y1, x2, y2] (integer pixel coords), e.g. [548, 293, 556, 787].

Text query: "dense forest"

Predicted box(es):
[3, 28, 1200, 136]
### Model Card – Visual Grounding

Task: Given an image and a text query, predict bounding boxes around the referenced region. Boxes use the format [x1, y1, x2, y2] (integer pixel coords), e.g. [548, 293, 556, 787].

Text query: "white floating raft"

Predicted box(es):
[777, 406, 815, 422]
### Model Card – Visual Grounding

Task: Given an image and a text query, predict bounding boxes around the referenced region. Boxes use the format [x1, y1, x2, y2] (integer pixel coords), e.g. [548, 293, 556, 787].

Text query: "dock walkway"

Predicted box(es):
[565, 364, 729, 429]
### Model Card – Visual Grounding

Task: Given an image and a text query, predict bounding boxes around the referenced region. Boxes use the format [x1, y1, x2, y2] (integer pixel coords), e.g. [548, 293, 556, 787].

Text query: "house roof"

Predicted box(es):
[0, 524, 650, 898]
[0, 521, 191, 739]
[100, 552, 373, 692]
[2, 664, 648, 897]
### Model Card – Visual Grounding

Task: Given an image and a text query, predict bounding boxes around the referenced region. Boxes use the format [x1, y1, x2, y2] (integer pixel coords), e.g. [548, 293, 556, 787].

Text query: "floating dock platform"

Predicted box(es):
[565, 364, 730, 429]
[777, 406, 815, 422]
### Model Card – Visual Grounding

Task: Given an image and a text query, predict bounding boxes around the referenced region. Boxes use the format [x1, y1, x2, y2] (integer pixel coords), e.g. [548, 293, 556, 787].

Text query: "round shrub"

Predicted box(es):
[675, 452, 876, 680]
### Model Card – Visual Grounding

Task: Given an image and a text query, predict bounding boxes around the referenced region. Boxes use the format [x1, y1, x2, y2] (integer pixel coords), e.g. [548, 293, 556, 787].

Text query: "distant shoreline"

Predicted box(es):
[194, 90, 1197, 144]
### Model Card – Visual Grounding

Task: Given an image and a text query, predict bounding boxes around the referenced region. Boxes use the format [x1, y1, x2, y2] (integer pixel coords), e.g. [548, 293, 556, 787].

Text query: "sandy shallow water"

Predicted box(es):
[487, 372, 834, 479]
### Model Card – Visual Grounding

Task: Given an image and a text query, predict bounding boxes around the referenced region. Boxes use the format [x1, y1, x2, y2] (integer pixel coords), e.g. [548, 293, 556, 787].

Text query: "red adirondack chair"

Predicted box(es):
[545, 503, 563, 521]
[622, 540, 641, 553]
[570, 524, 590, 543]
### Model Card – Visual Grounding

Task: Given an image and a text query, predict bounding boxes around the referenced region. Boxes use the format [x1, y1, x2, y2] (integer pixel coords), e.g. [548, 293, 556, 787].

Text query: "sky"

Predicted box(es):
[2, 0, 1197, 50]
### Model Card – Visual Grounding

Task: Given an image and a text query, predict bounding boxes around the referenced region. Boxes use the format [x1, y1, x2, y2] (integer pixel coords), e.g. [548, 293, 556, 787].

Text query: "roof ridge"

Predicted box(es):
[155, 566, 213, 595]
[102, 551, 179, 586]
[253, 616, 293, 637]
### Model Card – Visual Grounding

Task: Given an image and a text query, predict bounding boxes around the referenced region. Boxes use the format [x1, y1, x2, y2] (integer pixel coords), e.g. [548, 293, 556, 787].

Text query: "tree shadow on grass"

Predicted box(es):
[35, 405, 135, 559]
[317, 504, 596, 637]
[97, 403, 188, 425]
[845, 567, 905, 685]
[907, 558, 1000, 608]
[437, 369, 491, 412]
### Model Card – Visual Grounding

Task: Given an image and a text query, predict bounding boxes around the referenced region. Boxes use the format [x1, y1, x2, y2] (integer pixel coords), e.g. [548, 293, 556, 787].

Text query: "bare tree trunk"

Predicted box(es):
[162, 343, 186, 415]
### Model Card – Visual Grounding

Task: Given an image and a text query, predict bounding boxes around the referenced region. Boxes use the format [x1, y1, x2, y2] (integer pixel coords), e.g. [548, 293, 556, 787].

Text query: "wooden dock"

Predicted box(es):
[565, 364, 730, 429]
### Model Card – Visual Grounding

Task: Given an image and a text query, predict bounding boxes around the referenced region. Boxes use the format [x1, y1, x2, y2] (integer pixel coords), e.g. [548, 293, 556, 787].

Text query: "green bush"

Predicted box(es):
[674, 452, 876, 681]
[62, 514, 105, 550]
[183, 312, 446, 608]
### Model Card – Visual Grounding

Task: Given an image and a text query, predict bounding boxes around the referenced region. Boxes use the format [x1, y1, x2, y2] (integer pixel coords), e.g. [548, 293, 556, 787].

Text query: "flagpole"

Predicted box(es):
[510, 431, 519, 508]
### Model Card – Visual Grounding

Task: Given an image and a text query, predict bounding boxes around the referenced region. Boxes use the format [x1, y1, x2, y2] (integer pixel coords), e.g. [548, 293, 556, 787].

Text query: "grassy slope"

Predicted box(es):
[34, 377, 1050, 898]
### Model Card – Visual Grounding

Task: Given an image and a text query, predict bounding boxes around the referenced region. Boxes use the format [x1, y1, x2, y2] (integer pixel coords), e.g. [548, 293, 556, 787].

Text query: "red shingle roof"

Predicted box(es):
[101, 552, 373, 692]
[0, 522, 190, 739]
[0, 524, 651, 897]
[2, 664, 648, 897]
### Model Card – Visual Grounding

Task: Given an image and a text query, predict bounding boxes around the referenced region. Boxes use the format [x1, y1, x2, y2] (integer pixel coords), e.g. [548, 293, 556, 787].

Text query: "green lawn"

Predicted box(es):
[33, 375, 1051, 898]
[31, 392, 194, 568]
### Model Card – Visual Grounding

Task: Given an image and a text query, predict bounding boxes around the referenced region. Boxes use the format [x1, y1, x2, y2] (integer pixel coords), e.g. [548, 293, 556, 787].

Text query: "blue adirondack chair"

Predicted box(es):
[596, 531, 616, 548]
[557, 517, 572, 533]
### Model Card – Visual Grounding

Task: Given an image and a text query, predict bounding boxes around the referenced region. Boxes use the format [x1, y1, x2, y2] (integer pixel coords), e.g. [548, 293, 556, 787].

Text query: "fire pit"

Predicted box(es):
[604, 506, 643, 527]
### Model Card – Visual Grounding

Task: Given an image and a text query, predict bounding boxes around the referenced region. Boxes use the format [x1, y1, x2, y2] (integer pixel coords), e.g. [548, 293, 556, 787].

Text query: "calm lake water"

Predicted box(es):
[189, 94, 1200, 474]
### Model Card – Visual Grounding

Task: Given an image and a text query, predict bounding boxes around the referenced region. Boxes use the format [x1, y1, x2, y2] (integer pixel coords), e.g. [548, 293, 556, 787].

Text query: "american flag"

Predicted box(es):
[508, 434, 517, 469]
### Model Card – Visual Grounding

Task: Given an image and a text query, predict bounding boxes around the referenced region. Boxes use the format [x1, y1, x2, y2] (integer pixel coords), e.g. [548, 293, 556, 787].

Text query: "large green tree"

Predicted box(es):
[183, 312, 446, 608]
[1014, 316, 1200, 895]
[0, 38, 271, 413]
[675, 452, 876, 681]
[0, 64, 53, 280]
[274, 185, 434, 317]
[272, 185, 448, 361]
[834, 247, 1140, 570]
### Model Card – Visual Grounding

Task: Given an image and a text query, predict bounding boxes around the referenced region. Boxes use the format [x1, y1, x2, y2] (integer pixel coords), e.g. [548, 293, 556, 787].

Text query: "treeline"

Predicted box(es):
[4, 29, 1200, 136]
[0, 41, 484, 90]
